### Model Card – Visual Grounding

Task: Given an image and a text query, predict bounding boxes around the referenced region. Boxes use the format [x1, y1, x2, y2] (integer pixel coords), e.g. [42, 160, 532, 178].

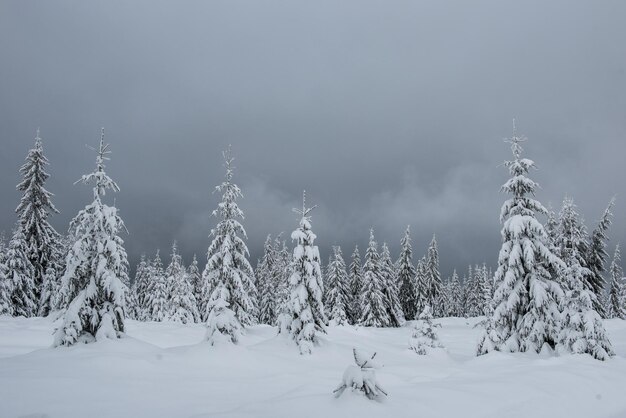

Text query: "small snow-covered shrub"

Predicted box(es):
[409, 306, 443, 355]
[333, 348, 388, 401]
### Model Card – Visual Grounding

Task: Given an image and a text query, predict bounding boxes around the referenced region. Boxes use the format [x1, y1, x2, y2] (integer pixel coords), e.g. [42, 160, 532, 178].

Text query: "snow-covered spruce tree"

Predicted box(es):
[464, 265, 482, 318]
[333, 348, 388, 401]
[607, 244, 625, 319]
[414, 256, 429, 317]
[359, 229, 391, 327]
[54, 129, 129, 346]
[477, 123, 564, 356]
[556, 197, 613, 360]
[284, 191, 327, 354]
[585, 198, 615, 318]
[256, 234, 278, 325]
[426, 235, 444, 317]
[448, 270, 463, 317]
[7, 227, 37, 317]
[0, 235, 14, 316]
[274, 236, 292, 318]
[166, 242, 199, 324]
[397, 226, 418, 320]
[326, 246, 351, 325]
[145, 251, 168, 321]
[130, 254, 150, 320]
[479, 264, 493, 317]
[380, 242, 404, 326]
[203, 147, 256, 345]
[187, 254, 202, 320]
[15, 130, 64, 316]
[409, 306, 443, 355]
[349, 245, 363, 324]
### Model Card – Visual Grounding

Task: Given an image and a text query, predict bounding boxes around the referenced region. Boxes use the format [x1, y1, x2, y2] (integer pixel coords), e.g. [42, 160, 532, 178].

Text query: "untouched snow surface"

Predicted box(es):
[1, 316, 626, 418]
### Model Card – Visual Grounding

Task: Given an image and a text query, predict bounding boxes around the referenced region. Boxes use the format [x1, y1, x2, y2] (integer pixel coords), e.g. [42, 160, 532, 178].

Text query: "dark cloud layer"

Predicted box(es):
[1, 1, 625, 278]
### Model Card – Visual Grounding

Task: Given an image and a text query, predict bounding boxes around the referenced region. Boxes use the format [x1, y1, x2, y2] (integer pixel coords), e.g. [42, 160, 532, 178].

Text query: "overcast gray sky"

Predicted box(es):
[1, 0, 624, 279]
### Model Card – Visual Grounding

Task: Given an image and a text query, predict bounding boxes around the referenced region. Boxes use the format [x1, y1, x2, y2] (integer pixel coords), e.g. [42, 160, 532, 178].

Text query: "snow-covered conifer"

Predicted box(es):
[477, 123, 564, 355]
[130, 254, 150, 320]
[187, 254, 202, 319]
[556, 198, 614, 360]
[145, 251, 168, 321]
[464, 265, 482, 317]
[203, 147, 256, 345]
[409, 306, 443, 355]
[54, 129, 129, 346]
[585, 198, 615, 318]
[326, 246, 351, 325]
[479, 264, 493, 317]
[257, 235, 278, 325]
[414, 256, 429, 317]
[348, 245, 363, 324]
[285, 191, 327, 354]
[397, 226, 418, 320]
[7, 227, 37, 317]
[166, 242, 199, 323]
[359, 229, 390, 327]
[0, 236, 14, 316]
[426, 235, 444, 317]
[333, 348, 388, 401]
[380, 242, 404, 326]
[448, 270, 463, 317]
[15, 130, 64, 316]
[607, 244, 625, 319]
[274, 236, 292, 317]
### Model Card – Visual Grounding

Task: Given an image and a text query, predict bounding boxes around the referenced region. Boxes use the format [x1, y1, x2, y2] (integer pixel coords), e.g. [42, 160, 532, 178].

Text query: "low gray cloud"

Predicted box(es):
[1, 0, 624, 278]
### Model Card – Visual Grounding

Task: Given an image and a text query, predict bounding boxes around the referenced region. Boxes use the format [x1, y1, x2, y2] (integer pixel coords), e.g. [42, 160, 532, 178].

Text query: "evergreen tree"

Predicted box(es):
[380, 242, 404, 326]
[274, 236, 292, 318]
[448, 270, 463, 317]
[556, 198, 613, 360]
[326, 246, 350, 325]
[464, 265, 482, 317]
[409, 306, 443, 355]
[257, 234, 278, 325]
[203, 147, 256, 345]
[187, 254, 202, 320]
[426, 235, 443, 317]
[414, 256, 429, 317]
[54, 129, 129, 346]
[348, 245, 363, 324]
[284, 192, 327, 354]
[397, 226, 418, 320]
[15, 130, 64, 316]
[7, 227, 37, 317]
[166, 242, 199, 323]
[477, 123, 563, 356]
[0, 236, 12, 315]
[586, 198, 614, 318]
[145, 251, 168, 321]
[607, 244, 625, 319]
[359, 229, 390, 327]
[131, 254, 150, 320]
[479, 264, 493, 317]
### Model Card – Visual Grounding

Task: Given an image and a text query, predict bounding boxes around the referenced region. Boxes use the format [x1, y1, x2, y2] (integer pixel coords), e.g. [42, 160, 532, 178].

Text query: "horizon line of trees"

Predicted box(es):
[0, 125, 625, 359]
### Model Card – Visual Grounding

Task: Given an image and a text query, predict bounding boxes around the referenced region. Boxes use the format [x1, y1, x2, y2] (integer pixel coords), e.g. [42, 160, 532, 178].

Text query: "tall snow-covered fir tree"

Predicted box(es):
[380, 242, 404, 326]
[359, 229, 390, 327]
[585, 198, 614, 318]
[414, 256, 429, 317]
[479, 264, 493, 317]
[145, 251, 168, 321]
[326, 246, 351, 325]
[464, 265, 482, 317]
[448, 270, 463, 317]
[348, 245, 363, 324]
[477, 123, 564, 356]
[165, 242, 199, 324]
[606, 244, 625, 319]
[13, 130, 64, 316]
[203, 147, 256, 345]
[256, 234, 278, 325]
[0, 236, 12, 316]
[397, 226, 418, 320]
[284, 191, 327, 354]
[131, 254, 150, 320]
[426, 235, 444, 317]
[6, 227, 36, 317]
[274, 236, 292, 317]
[556, 197, 613, 360]
[187, 254, 202, 318]
[54, 129, 129, 346]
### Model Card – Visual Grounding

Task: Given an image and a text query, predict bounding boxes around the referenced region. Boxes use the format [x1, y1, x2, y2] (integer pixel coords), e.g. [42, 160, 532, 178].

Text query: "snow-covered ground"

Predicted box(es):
[1, 316, 626, 418]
